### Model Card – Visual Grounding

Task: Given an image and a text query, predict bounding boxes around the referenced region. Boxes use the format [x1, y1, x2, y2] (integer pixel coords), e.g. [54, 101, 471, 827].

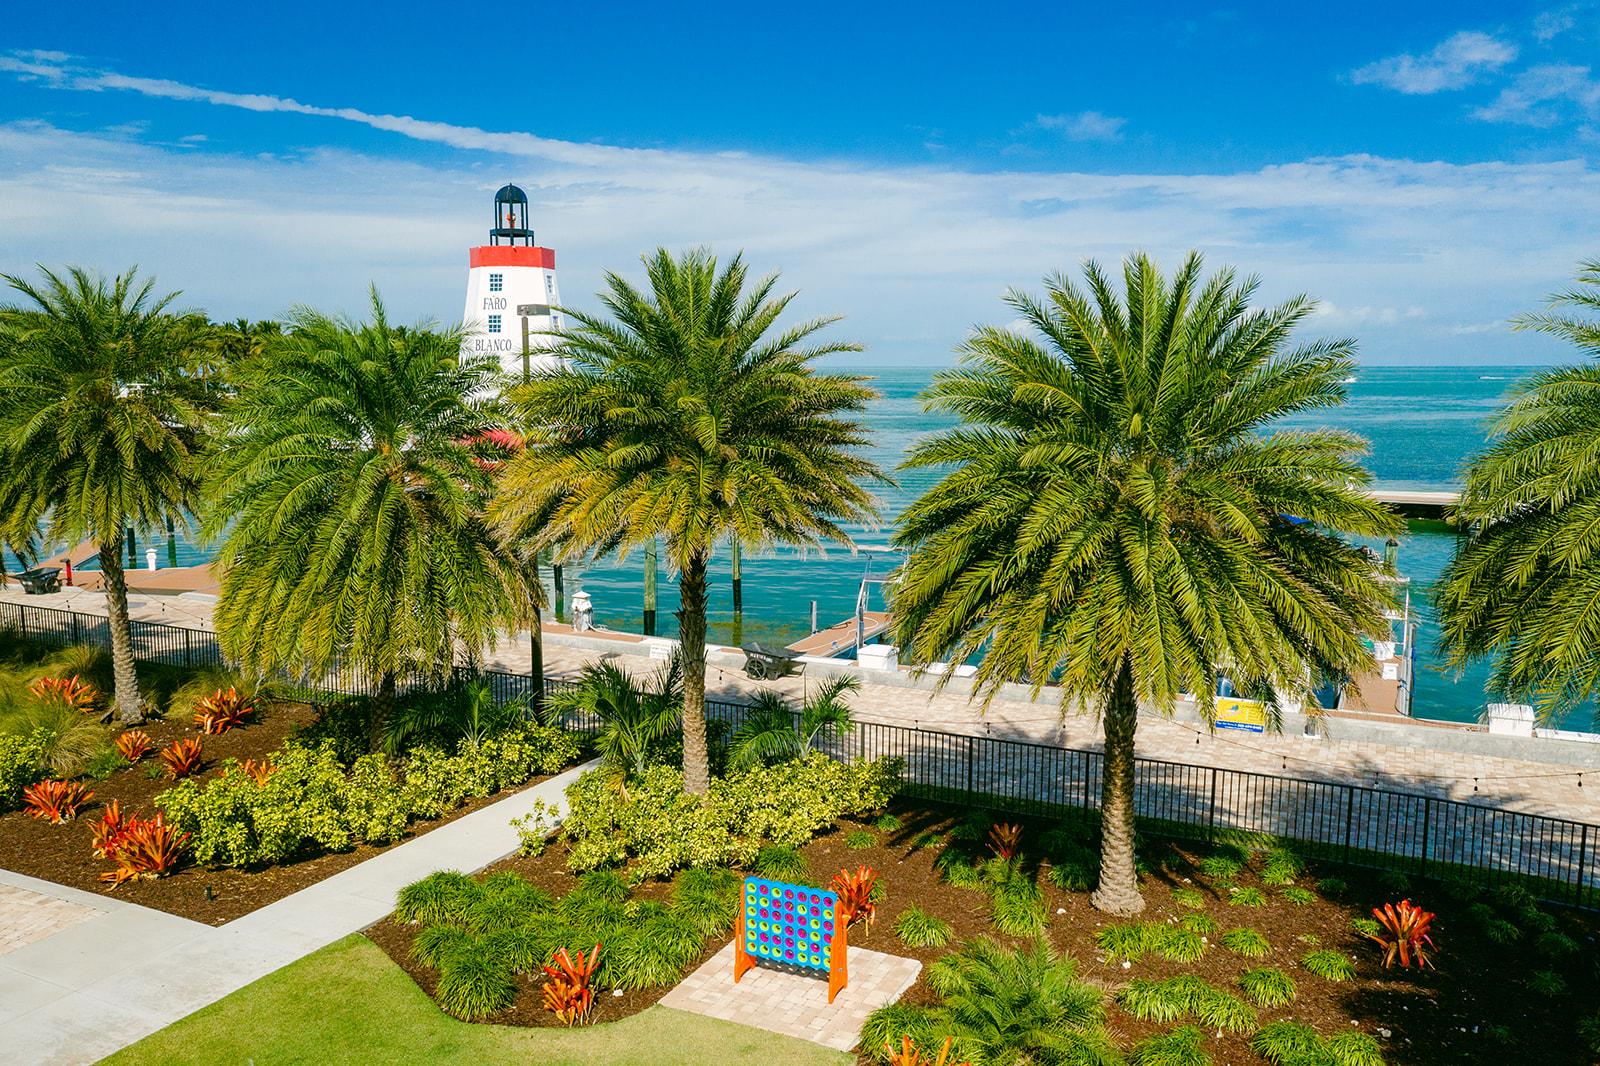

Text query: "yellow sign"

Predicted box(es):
[1214, 696, 1267, 733]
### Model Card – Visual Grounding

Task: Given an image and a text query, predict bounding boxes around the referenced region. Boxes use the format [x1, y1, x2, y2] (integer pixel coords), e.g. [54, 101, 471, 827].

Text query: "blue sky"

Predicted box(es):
[2, 1, 1599, 363]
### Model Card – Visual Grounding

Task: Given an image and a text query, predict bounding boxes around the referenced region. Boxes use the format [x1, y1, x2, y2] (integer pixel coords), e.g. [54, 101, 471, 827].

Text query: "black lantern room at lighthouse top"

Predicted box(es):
[490, 184, 534, 246]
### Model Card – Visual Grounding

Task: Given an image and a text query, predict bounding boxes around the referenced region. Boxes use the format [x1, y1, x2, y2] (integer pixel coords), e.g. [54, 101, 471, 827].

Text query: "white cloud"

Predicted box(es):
[1351, 31, 1518, 94]
[1029, 111, 1127, 142]
[1473, 63, 1600, 125]
[1533, 6, 1580, 41]
[0, 55, 1594, 364]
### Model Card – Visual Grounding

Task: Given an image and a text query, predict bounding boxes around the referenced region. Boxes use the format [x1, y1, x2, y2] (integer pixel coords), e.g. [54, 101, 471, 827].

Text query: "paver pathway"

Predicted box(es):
[659, 941, 921, 1052]
[0, 758, 597, 1066]
[0, 882, 100, 957]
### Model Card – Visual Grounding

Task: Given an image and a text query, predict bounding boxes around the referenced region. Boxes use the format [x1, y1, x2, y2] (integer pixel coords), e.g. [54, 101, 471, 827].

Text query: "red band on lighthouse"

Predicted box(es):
[469, 245, 555, 269]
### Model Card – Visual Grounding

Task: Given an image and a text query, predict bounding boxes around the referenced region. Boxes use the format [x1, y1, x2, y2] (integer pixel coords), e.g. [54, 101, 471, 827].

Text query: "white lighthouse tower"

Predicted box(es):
[461, 183, 563, 379]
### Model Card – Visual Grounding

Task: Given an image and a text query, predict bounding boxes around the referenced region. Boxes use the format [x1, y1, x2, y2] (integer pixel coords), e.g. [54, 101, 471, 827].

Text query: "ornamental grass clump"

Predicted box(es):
[1301, 948, 1356, 982]
[753, 844, 808, 882]
[1220, 927, 1271, 957]
[895, 906, 955, 949]
[989, 871, 1046, 937]
[1238, 967, 1298, 1008]
[1130, 1025, 1209, 1066]
[1252, 1021, 1384, 1066]
[1260, 847, 1305, 886]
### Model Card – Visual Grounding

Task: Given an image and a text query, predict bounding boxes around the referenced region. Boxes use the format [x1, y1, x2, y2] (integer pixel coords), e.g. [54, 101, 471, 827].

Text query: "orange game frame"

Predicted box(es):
[734, 881, 849, 1003]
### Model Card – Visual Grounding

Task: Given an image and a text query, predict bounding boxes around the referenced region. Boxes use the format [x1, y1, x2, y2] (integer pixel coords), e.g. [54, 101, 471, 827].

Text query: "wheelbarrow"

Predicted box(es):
[741, 642, 802, 681]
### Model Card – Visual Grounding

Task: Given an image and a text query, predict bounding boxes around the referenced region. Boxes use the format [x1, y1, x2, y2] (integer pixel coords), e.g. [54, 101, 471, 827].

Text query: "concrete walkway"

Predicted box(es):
[0, 758, 597, 1066]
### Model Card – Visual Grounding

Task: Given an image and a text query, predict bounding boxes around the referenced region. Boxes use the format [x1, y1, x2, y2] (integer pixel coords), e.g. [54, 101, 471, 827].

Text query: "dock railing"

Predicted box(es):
[4, 598, 1596, 908]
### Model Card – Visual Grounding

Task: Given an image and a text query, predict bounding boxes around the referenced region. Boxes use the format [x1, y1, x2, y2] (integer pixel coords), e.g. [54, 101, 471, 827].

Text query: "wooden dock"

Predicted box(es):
[785, 611, 892, 658]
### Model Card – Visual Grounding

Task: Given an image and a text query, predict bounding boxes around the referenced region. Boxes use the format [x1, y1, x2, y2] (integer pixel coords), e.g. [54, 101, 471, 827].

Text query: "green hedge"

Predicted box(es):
[156, 724, 580, 868]
[562, 753, 902, 879]
[0, 730, 45, 811]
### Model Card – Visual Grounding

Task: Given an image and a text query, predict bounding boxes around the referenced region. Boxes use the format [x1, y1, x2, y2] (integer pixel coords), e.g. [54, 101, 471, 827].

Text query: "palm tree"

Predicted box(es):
[1440, 260, 1600, 716]
[203, 290, 539, 749]
[0, 266, 216, 723]
[492, 248, 887, 794]
[891, 253, 1399, 915]
[546, 656, 683, 788]
[729, 674, 859, 768]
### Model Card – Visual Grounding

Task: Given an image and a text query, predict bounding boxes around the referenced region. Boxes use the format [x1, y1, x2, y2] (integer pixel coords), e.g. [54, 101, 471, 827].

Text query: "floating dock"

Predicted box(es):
[785, 611, 892, 658]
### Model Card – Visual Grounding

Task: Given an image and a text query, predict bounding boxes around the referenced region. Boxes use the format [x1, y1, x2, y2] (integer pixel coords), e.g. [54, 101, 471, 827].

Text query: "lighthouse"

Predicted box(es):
[461, 183, 564, 379]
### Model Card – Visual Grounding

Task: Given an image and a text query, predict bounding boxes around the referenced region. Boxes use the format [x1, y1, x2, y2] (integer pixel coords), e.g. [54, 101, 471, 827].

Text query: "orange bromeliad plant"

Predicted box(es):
[886, 1035, 969, 1066]
[541, 944, 602, 1026]
[1366, 899, 1436, 969]
[27, 675, 99, 713]
[113, 729, 153, 763]
[159, 738, 203, 779]
[22, 780, 93, 823]
[832, 865, 879, 935]
[193, 687, 256, 735]
[239, 757, 276, 785]
[90, 800, 126, 858]
[987, 823, 1023, 861]
[99, 812, 189, 886]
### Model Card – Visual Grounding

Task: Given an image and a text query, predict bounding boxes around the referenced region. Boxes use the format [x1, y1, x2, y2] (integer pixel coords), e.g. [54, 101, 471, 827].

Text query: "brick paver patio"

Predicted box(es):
[0, 883, 98, 958]
[659, 940, 921, 1052]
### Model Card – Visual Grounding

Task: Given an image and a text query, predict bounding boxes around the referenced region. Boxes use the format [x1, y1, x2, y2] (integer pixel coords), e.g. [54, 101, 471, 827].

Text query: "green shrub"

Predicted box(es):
[1238, 967, 1297, 1007]
[753, 844, 808, 881]
[846, 828, 878, 850]
[608, 907, 703, 990]
[1527, 969, 1567, 996]
[0, 730, 45, 811]
[1117, 977, 1199, 1023]
[1220, 927, 1271, 958]
[1260, 848, 1304, 886]
[1097, 922, 1164, 962]
[935, 849, 985, 889]
[396, 871, 481, 925]
[1482, 917, 1522, 945]
[1579, 1011, 1600, 1056]
[1535, 930, 1580, 960]
[1117, 975, 1249, 1031]
[858, 1003, 945, 1064]
[1192, 989, 1256, 1033]
[1376, 870, 1411, 896]
[1252, 1021, 1323, 1065]
[1177, 912, 1217, 935]
[895, 906, 954, 949]
[1048, 856, 1093, 893]
[916, 939, 1113, 1064]
[411, 924, 476, 969]
[1301, 949, 1355, 982]
[561, 754, 901, 879]
[873, 812, 903, 832]
[1197, 849, 1246, 881]
[510, 800, 557, 857]
[1171, 887, 1206, 909]
[1316, 876, 1348, 896]
[1280, 886, 1316, 906]
[1349, 916, 1380, 938]
[1321, 1031, 1385, 1066]
[1157, 927, 1207, 963]
[402, 723, 579, 819]
[671, 867, 740, 936]
[1227, 885, 1267, 907]
[435, 941, 518, 1019]
[1130, 1025, 1210, 1066]
[989, 874, 1046, 937]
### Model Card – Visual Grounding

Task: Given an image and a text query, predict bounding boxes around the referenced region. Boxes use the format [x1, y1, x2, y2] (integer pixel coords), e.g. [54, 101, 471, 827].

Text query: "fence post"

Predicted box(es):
[1343, 787, 1356, 865]
[1580, 824, 1590, 909]
[1083, 752, 1093, 811]
[183, 630, 192, 668]
[966, 735, 975, 795]
[1206, 768, 1219, 843]
[857, 719, 866, 764]
[1419, 797, 1432, 877]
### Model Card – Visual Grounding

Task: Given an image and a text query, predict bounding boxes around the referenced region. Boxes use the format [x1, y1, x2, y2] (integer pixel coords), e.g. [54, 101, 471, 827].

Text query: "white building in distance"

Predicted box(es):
[460, 183, 564, 379]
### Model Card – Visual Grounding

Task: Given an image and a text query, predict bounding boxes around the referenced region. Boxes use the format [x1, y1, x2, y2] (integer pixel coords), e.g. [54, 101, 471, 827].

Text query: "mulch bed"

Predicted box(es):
[369, 798, 1600, 1064]
[0, 702, 553, 924]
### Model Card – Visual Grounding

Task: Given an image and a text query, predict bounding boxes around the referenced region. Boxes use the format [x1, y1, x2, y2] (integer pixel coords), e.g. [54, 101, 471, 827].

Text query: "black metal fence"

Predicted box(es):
[5, 599, 1598, 907]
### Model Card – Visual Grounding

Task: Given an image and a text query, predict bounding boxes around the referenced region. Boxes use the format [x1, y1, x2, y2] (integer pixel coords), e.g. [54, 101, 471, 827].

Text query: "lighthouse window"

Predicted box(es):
[488, 273, 503, 293]
[545, 276, 555, 297]
[487, 314, 502, 333]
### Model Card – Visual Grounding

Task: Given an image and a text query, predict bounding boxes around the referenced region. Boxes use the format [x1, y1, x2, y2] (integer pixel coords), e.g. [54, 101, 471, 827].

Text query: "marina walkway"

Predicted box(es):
[7, 586, 1600, 823]
[0, 758, 596, 1066]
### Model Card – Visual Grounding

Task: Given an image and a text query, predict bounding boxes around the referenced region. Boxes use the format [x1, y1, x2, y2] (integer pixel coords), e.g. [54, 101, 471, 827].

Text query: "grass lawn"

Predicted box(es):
[101, 934, 851, 1066]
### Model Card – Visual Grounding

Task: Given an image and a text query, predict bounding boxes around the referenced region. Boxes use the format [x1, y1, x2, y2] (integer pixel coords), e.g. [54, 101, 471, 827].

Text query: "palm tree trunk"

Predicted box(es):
[1090, 656, 1145, 915]
[369, 669, 397, 753]
[678, 550, 712, 795]
[98, 534, 144, 725]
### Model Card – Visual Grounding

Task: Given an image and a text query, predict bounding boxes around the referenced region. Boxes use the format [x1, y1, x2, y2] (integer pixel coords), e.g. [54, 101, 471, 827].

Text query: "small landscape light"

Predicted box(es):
[205, 884, 215, 901]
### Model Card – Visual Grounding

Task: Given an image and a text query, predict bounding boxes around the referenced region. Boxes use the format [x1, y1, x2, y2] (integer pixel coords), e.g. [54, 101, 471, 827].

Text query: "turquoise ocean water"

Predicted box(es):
[2, 365, 1570, 728]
